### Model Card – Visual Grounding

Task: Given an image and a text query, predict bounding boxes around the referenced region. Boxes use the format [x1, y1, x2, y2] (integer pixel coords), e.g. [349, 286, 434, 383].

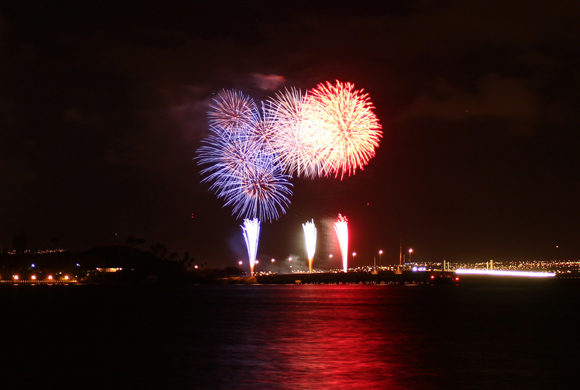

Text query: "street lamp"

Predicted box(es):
[408, 248, 413, 263]
[378, 250, 383, 266]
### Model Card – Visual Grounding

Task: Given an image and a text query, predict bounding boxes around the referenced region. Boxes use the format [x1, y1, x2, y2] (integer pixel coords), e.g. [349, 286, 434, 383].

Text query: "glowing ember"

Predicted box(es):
[302, 219, 317, 272]
[333, 214, 349, 272]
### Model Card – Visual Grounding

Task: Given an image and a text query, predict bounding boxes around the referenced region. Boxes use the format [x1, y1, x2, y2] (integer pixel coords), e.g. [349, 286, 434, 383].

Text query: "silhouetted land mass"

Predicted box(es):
[0, 245, 197, 284]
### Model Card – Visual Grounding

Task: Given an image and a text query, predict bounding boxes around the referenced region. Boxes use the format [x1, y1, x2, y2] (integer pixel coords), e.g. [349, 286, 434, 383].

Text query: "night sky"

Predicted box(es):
[1, 0, 579, 267]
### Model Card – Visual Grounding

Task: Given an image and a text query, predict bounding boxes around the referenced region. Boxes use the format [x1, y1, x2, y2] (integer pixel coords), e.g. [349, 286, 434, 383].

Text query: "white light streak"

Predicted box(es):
[333, 214, 349, 273]
[302, 219, 317, 272]
[242, 218, 261, 276]
[455, 269, 555, 278]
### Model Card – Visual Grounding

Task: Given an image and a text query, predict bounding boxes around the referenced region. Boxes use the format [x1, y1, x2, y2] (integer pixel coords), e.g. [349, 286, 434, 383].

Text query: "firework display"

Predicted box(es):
[197, 90, 293, 222]
[302, 219, 317, 272]
[305, 81, 382, 179]
[197, 80, 381, 274]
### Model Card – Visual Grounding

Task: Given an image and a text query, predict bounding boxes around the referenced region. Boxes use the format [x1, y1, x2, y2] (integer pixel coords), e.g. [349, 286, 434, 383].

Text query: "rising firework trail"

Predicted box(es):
[242, 218, 260, 277]
[302, 219, 317, 272]
[305, 80, 382, 179]
[333, 214, 349, 272]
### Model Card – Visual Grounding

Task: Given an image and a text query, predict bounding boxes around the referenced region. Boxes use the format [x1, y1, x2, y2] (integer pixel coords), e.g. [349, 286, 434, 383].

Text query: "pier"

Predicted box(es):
[255, 270, 458, 285]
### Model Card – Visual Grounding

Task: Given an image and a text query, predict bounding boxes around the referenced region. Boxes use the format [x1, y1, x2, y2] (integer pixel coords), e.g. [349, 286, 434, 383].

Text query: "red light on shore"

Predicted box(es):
[454, 277, 460, 281]
[430, 275, 435, 279]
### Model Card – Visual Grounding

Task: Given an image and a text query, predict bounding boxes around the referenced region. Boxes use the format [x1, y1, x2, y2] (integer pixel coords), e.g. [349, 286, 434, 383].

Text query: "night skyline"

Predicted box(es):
[1, 0, 579, 267]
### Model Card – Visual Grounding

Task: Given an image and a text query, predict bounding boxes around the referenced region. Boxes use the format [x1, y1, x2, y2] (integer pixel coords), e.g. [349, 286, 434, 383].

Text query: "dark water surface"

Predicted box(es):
[2, 281, 579, 389]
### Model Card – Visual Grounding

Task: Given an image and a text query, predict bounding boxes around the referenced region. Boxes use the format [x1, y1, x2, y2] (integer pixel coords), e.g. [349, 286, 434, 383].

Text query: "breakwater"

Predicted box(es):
[255, 270, 457, 284]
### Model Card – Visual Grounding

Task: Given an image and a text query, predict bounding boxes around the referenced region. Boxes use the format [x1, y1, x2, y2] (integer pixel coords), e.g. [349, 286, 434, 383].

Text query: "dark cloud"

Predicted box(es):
[250, 73, 286, 91]
[399, 74, 541, 134]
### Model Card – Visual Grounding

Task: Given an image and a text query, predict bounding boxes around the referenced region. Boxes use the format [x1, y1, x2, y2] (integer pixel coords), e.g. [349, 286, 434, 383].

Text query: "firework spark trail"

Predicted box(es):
[305, 81, 382, 179]
[207, 89, 256, 134]
[333, 214, 349, 272]
[248, 100, 281, 157]
[268, 88, 326, 178]
[220, 152, 293, 222]
[197, 90, 293, 222]
[302, 219, 317, 272]
[242, 218, 260, 276]
[197, 133, 261, 189]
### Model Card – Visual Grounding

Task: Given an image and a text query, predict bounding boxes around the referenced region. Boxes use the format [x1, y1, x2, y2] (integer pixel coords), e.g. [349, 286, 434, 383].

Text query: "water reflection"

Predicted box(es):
[4, 282, 577, 389]
[189, 285, 442, 389]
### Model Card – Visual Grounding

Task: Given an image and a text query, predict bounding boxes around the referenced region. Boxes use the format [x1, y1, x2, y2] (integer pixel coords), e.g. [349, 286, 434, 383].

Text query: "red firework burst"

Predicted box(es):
[305, 80, 382, 179]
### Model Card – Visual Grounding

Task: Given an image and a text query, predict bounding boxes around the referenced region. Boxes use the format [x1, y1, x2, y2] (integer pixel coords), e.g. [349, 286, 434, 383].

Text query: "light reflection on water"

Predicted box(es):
[182, 283, 579, 390]
[210, 286, 424, 390]
[3, 282, 579, 389]
[181, 285, 432, 389]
